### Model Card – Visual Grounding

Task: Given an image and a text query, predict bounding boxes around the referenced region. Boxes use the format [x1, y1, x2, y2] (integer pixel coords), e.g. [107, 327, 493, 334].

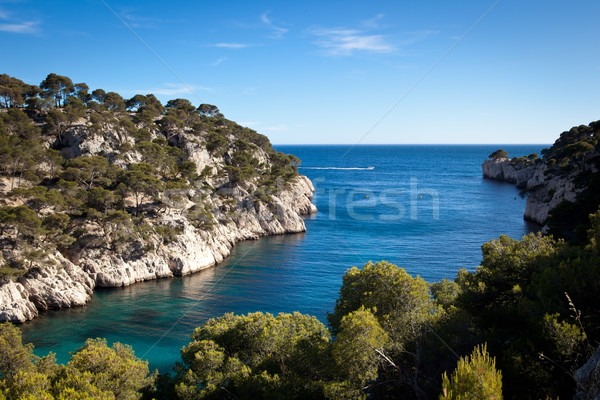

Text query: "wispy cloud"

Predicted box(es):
[118, 7, 177, 29]
[210, 57, 227, 66]
[0, 20, 38, 34]
[310, 27, 396, 56]
[360, 13, 385, 29]
[399, 29, 439, 46]
[0, 8, 39, 34]
[261, 123, 288, 132]
[213, 42, 253, 49]
[261, 11, 287, 39]
[137, 83, 213, 96]
[310, 14, 438, 57]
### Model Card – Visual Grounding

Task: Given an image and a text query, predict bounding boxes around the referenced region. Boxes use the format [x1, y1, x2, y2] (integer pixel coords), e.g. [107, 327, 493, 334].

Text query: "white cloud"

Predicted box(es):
[261, 12, 287, 39]
[117, 7, 178, 29]
[261, 123, 288, 132]
[360, 13, 385, 29]
[309, 17, 437, 57]
[140, 83, 213, 96]
[0, 20, 38, 34]
[399, 29, 438, 46]
[214, 42, 252, 49]
[210, 57, 227, 66]
[0, 9, 8, 19]
[310, 27, 396, 56]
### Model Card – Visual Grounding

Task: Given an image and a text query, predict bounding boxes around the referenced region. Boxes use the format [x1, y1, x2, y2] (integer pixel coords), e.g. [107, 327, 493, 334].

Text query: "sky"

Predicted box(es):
[0, 0, 599, 144]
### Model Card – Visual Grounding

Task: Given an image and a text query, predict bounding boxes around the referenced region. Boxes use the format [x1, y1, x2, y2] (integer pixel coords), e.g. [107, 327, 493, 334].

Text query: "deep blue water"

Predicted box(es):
[21, 144, 545, 372]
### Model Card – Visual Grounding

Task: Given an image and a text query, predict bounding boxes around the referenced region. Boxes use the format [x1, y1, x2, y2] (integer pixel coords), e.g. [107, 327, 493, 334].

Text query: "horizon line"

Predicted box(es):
[272, 143, 552, 146]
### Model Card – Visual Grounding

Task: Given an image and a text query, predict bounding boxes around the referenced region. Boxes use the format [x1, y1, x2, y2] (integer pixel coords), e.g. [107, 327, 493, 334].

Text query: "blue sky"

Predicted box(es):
[1, 0, 598, 144]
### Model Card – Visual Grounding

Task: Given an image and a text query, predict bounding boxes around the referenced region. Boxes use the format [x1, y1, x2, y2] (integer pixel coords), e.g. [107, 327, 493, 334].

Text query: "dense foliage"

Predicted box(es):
[163, 208, 599, 400]
[5, 213, 600, 399]
[541, 121, 600, 241]
[490, 120, 600, 241]
[0, 73, 300, 280]
[172, 310, 388, 399]
[3, 76, 600, 398]
[0, 323, 153, 399]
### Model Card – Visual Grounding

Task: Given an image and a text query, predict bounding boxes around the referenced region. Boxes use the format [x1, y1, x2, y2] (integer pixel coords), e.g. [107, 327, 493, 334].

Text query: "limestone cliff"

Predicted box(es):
[574, 345, 600, 400]
[482, 121, 600, 229]
[0, 101, 317, 322]
[0, 176, 315, 322]
[482, 157, 578, 225]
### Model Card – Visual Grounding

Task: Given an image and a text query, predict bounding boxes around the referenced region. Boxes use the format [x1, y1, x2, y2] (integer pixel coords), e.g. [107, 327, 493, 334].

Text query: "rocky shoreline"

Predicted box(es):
[0, 97, 319, 323]
[481, 156, 586, 226]
[0, 175, 317, 323]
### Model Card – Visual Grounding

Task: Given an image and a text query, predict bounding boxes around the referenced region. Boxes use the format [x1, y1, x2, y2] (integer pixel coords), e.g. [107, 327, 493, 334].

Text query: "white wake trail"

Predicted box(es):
[298, 166, 375, 170]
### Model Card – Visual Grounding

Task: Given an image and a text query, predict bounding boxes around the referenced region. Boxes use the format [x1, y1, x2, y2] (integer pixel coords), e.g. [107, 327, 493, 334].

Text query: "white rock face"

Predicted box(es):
[19, 253, 95, 311]
[481, 158, 541, 188]
[0, 281, 38, 322]
[81, 175, 316, 286]
[0, 174, 316, 322]
[574, 345, 600, 400]
[482, 155, 596, 226]
[0, 116, 318, 322]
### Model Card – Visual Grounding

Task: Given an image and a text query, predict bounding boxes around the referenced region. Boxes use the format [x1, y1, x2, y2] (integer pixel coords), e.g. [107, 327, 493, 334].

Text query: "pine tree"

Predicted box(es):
[440, 344, 502, 400]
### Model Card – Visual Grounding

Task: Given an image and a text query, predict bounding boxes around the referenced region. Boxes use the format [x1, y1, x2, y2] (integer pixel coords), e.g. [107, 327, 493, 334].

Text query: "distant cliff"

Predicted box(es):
[481, 156, 576, 225]
[0, 73, 317, 322]
[482, 121, 600, 234]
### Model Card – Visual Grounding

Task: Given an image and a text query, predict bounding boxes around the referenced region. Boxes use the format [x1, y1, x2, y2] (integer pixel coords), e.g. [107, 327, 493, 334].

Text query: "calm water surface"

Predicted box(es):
[21, 144, 545, 372]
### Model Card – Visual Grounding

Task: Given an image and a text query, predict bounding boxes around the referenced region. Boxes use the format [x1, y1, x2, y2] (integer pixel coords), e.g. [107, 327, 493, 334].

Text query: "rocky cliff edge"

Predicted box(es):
[482, 136, 599, 228]
[0, 104, 317, 323]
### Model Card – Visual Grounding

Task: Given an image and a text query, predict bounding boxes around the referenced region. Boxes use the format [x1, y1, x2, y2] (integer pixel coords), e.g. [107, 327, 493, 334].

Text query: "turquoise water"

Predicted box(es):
[21, 144, 545, 372]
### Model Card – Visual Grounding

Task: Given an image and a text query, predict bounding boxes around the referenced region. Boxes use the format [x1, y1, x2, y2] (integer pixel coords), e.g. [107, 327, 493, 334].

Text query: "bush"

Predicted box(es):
[154, 225, 181, 244]
[489, 149, 509, 159]
[440, 344, 502, 399]
[206, 132, 228, 155]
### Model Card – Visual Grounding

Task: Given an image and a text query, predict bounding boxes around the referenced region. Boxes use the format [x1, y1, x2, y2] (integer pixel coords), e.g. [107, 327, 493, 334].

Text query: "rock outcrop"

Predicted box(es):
[0, 175, 316, 322]
[0, 107, 317, 323]
[482, 154, 596, 226]
[81, 175, 316, 287]
[575, 346, 600, 400]
[0, 281, 38, 322]
[482, 122, 600, 230]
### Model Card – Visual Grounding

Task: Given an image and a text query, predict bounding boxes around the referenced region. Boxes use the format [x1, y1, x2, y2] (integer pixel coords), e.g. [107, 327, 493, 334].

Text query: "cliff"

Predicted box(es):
[481, 157, 578, 225]
[0, 83, 317, 322]
[482, 121, 600, 229]
[0, 176, 315, 322]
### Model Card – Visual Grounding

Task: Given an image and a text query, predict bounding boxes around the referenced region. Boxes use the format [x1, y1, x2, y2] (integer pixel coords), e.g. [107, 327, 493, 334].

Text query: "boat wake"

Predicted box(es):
[299, 166, 375, 170]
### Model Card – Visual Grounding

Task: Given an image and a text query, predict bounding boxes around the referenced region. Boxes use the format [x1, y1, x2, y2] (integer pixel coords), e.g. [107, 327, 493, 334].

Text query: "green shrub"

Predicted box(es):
[489, 149, 509, 159]
[154, 225, 181, 244]
[440, 344, 502, 400]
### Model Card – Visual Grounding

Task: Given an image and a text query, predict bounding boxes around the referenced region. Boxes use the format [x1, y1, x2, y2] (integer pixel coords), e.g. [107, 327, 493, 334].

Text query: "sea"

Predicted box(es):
[20, 144, 546, 372]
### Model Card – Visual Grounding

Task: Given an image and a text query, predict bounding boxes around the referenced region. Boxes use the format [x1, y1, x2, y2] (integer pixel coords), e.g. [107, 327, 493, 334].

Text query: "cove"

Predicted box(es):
[21, 144, 545, 372]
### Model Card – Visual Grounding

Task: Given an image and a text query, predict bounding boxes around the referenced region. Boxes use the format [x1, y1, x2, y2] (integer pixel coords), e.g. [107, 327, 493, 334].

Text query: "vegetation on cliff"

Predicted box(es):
[2, 210, 600, 399]
[489, 119, 600, 241]
[491, 120, 599, 172]
[154, 209, 600, 399]
[544, 121, 600, 241]
[2, 77, 600, 399]
[0, 73, 301, 282]
[0, 323, 153, 399]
